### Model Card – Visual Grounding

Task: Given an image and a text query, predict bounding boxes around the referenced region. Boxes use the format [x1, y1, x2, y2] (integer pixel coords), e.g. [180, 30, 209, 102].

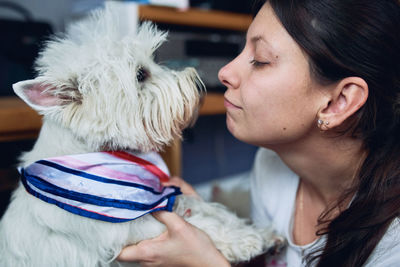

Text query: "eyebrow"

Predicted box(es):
[250, 35, 275, 52]
[250, 35, 264, 44]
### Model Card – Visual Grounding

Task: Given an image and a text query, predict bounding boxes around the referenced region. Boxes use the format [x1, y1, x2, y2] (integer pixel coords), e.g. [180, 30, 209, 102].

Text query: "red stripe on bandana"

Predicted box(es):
[106, 151, 170, 183]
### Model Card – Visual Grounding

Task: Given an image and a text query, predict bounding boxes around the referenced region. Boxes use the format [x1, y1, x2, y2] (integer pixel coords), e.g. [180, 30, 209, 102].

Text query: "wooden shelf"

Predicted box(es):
[139, 5, 252, 31]
[0, 97, 42, 142]
[200, 92, 225, 115]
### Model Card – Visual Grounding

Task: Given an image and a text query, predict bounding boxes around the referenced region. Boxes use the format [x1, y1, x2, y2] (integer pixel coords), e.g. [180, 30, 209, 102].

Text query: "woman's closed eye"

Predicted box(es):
[250, 59, 270, 68]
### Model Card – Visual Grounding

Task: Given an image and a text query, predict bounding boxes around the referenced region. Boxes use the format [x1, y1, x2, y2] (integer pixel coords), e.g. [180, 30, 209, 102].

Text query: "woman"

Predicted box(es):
[118, 0, 400, 266]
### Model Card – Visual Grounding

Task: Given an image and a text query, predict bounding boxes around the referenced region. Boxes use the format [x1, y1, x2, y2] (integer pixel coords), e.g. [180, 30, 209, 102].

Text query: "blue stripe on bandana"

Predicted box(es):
[19, 151, 181, 222]
[36, 160, 164, 194]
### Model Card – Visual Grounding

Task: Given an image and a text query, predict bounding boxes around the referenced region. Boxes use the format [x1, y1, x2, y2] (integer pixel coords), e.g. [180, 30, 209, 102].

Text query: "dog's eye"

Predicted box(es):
[137, 67, 149, 82]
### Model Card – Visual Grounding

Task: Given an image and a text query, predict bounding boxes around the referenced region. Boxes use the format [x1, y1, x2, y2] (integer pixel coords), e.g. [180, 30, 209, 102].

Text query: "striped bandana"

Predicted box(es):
[20, 151, 181, 223]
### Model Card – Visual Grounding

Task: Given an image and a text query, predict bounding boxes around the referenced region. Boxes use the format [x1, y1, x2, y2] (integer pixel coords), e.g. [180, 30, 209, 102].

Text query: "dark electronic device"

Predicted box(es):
[0, 1, 53, 96]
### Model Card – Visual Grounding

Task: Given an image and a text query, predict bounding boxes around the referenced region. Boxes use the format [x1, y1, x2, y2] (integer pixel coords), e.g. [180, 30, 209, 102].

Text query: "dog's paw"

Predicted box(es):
[266, 235, 287, 255]
[217, 226, 283, 263]
[249, 227, 287, 257]
[218, 231, 266, 263]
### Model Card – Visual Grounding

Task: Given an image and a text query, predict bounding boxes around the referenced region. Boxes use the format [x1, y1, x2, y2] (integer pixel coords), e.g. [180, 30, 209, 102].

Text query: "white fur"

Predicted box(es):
[0, 5, 283, 267]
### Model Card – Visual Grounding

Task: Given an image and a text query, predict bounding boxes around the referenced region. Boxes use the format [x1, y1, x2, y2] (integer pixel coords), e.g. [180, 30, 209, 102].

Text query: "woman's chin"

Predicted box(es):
[226, 114, 236, 134]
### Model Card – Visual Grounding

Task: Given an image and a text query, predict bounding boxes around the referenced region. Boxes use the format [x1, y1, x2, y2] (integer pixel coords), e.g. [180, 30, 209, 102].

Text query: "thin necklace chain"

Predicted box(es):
[297, 179, 304, 245]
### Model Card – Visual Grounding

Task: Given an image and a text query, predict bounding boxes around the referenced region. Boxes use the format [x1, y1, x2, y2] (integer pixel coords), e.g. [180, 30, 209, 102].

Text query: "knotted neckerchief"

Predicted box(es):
[20, 151, 181, 223]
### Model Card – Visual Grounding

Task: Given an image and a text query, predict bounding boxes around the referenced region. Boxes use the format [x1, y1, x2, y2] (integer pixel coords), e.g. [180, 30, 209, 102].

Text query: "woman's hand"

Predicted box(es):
[117, 211, 230, 267]
[163, 176, 201, 199]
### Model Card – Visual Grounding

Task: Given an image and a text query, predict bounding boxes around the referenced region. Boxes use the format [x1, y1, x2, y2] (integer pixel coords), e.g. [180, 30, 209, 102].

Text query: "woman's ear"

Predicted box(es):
[317, 77, 368, 130]
[13, 78, 81, 113]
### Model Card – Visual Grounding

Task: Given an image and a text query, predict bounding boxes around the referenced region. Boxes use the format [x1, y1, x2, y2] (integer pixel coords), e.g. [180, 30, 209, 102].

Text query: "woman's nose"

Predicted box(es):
[218, 58, 240, 90]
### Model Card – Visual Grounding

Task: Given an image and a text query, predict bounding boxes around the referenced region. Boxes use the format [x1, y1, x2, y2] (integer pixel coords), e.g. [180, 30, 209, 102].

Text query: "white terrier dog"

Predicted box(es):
[0, 5, 283, 267]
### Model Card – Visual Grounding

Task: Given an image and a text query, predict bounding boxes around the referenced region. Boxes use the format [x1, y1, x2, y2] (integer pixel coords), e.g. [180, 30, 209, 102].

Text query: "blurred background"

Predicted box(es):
[0, 0, 260, 217]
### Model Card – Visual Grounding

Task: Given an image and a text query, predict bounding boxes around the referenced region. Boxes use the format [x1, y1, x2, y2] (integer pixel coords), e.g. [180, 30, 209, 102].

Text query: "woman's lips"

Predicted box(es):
[224, 98, 242, 109]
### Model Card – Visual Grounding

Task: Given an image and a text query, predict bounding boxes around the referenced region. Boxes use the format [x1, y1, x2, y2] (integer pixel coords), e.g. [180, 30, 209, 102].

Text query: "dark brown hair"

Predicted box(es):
[258, 0, 400, 266]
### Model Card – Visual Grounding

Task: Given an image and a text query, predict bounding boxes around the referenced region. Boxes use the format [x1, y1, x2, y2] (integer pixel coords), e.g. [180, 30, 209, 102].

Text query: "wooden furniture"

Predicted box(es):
[138, 5, 252, 31]
[0, 5, 251, 176]
[0, 97, 42, 142]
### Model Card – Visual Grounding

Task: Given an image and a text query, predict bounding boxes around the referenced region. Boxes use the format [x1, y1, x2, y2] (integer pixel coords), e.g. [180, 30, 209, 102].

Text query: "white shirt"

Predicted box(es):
[250, 148, 400, 267]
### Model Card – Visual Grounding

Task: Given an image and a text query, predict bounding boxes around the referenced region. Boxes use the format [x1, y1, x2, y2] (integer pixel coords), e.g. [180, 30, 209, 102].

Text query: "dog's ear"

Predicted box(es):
[13, 79, 80, 112]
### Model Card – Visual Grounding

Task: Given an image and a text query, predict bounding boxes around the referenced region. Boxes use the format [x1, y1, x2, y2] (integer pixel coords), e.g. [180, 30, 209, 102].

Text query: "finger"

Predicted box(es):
[117, 244, 145, 262]
[152, 210, 183, 224]
[162, 176, 185, 187]
[117, 230, 171, 262]
[152, 211, 187, 231]
[163, 177, 200, 198]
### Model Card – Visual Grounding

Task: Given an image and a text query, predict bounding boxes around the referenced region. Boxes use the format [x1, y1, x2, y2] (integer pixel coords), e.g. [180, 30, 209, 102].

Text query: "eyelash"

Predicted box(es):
[250, 59, 270, 68]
